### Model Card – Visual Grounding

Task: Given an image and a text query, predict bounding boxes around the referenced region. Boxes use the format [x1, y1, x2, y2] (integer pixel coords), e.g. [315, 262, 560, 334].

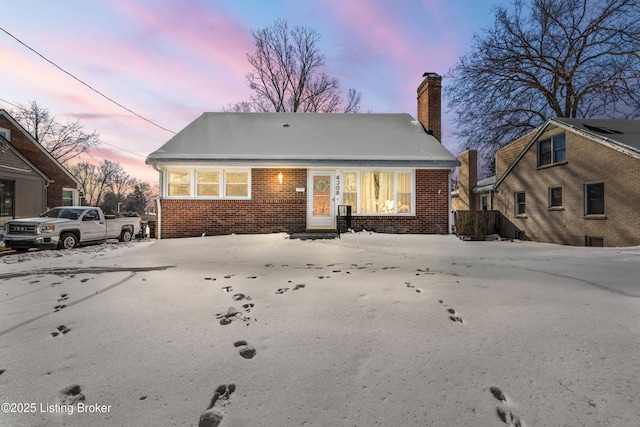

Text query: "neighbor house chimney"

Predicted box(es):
[417, 72, 442, 143]
[457, 150, 478, 211]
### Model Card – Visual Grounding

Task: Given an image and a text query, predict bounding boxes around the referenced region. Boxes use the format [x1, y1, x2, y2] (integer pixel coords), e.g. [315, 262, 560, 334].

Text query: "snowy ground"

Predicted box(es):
[1, 233, 639, 427]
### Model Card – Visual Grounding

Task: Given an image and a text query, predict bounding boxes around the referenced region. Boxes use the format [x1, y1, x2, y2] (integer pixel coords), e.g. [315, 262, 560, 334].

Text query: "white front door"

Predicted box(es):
[307, 171, 335, 229]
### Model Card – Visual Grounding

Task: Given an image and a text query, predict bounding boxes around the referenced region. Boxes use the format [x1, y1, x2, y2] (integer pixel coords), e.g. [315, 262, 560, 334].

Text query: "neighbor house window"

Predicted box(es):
[167, 169, 250, 199]
[585, 182, 604, 215]
[549, 187, 562, 208]
[343, 171, 414, 215]
[0, 127, 10, 141]
[62, 189, 75, 206]
[0, 179, 15, 224]
[515, 191, 526, 215]
[538, 134, 566, 166]
[480, 195, 488, 211]
[586, 236, 604, 247]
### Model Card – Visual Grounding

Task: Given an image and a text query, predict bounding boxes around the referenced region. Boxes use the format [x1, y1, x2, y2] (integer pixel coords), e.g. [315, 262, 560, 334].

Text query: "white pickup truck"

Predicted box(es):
[2, 206, 141, 251]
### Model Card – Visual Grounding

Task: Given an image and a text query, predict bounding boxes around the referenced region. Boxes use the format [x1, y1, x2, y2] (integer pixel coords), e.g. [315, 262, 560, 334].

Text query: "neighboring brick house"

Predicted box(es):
[0, 133, 50, 225]
[146, 74, 459, 239]
[455, 118, 640, 247]
[0, 110, 81, 217]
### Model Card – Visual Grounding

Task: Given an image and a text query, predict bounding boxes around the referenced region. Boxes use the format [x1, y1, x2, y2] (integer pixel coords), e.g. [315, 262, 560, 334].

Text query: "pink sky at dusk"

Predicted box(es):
[0, 0, 502, 185]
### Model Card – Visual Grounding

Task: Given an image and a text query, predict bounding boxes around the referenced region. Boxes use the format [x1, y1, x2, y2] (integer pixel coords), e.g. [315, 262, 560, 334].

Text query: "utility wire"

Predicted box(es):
[0, 25, 176, 135]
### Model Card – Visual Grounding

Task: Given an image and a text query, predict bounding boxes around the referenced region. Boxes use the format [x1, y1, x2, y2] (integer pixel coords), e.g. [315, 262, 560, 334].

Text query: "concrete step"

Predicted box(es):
[289, 230, 340, 240]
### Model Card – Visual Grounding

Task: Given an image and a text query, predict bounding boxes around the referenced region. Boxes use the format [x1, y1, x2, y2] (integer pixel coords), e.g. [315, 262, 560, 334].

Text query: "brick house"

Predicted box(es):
[0, 110, 81, 224]
[146, 74, 460, 239]
[454, 118, 640, 247]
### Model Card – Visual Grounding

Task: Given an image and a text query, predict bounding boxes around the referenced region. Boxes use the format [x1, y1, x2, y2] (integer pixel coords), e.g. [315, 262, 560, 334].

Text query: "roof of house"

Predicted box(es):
[495, 118, 640, 189]
[553, 118, 640, 154]
[0, 135, 52, 182]
[0, 110, 81, 188]
[146, 113, 459, 168]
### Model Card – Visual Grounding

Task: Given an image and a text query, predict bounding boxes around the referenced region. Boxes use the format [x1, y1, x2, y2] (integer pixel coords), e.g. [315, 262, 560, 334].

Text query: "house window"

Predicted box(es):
[586, 236, 604, 247]
[225, 171, 249, 197]
[343, 171, 414, 215]
[197, 171, 219, 197]
[549, 187, 562, 208]
[62, 189, 75, 206]
[585, 182, 604, 215]
[168, 171, 192, 197]
[480, 195, 488, 211]
[0, 127, 10, 141]
[1, 179, 15, 224]
[538, 134, 566, 166]
[343, 172, 357, 212]
[166, 169, 250, 199]
[514, 191, 526, 216]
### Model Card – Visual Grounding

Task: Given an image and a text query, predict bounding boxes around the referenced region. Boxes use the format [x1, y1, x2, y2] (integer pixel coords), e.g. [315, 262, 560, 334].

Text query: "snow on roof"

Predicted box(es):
[146, 113, 459, 167]
[552, 118, 640, 154]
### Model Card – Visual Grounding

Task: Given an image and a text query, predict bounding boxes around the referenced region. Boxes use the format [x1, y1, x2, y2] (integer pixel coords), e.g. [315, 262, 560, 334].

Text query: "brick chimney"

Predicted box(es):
[417, 72, 442, 142]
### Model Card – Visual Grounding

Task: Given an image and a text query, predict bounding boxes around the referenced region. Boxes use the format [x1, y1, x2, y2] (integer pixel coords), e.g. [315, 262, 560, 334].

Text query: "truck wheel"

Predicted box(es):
[119, 227, 133, 242]
[58, 232, 78, 249]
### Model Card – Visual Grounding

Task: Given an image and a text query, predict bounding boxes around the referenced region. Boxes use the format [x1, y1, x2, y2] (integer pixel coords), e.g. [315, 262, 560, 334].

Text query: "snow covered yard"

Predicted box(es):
[1, 233, 639, 427]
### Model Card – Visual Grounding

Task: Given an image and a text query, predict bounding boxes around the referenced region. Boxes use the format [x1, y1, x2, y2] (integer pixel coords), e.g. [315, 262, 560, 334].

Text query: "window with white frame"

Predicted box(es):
[0, 127, 10, 141]
[167, 169, 250, 199]
[549, 187, 562, 208]
[62, 188, 76, 206]
[538, 133, 566, 166]
[342, 171, 414, 215]
[480, 194, 488, 211]
[515, 191, 526, 215]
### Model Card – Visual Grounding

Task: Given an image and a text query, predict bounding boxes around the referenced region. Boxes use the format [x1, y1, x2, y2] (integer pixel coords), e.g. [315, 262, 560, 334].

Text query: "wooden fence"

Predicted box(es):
[453, 210, 501, 237]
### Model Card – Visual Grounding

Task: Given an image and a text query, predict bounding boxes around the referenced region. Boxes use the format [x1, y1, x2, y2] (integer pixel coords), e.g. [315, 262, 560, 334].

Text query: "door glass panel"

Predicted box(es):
[313, 175, 331, 216]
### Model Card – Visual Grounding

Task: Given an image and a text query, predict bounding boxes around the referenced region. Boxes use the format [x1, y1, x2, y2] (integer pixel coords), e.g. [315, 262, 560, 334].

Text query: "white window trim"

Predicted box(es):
[339, 169, 416, 216]
[62, 188, 79, 206]
[0, 127, 10, 141]
[165, 168, 251, 200]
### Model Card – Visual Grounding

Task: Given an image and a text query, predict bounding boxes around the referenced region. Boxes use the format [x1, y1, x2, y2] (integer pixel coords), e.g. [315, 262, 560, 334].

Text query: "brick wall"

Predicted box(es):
[160, 168, 308, 238]
[493, 127, 640, 246]
[160, 168, 452, 238]
[495, 133, 531, 180]
[455, 150, 477, 211]
[0, 116, 77, 208]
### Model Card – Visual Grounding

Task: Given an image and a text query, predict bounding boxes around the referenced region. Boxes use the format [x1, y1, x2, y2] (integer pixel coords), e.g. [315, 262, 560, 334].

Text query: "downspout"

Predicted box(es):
[152, 164, 163, 240]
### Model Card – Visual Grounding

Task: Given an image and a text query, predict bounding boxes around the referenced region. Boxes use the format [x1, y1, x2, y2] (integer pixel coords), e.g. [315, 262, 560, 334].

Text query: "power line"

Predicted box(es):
[0, 25, 176, 135]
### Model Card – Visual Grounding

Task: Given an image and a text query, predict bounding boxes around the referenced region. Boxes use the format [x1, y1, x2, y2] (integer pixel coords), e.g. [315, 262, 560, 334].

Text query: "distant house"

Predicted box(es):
[146, 74, 460, 239]
[0, 110, 81, 225]
[454, 118, 640, 247]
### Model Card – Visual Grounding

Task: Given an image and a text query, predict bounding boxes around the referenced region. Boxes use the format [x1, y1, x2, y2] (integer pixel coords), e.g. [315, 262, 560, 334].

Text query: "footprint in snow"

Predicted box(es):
[57, 294, 69, 302]
[50, 325, 71, 337]
[222, 286, 233, 293]
[234, 340, 257, 359]
[490, 387, 524, 427]
[275, 288, 289, 294]
[232, 293, 250, 301]
[199, 384, 236, 427]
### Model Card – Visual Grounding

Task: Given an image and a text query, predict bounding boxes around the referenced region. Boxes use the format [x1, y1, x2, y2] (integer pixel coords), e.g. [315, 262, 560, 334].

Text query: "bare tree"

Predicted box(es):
[446, 0, 640, 169]
[13, 101, 100, 164]
[70, 159, 123, 206]
[226, 19, 362, 113]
